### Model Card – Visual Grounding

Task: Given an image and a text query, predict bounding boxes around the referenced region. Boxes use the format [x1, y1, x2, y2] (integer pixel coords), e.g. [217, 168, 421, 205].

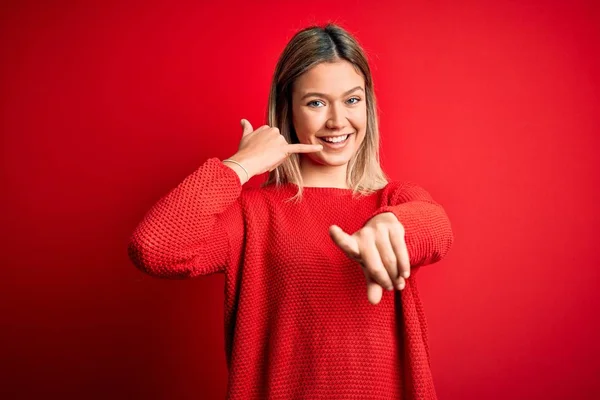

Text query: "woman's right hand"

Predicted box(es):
[226, 119, 323, 180]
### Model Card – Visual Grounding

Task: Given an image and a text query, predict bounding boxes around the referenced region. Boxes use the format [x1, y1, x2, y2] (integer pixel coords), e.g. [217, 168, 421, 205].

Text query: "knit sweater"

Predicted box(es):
[128, 157, 454, 400]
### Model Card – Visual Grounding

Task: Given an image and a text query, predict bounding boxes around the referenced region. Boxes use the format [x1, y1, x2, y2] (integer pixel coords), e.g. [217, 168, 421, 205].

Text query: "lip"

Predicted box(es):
[317, 132, 354, 139]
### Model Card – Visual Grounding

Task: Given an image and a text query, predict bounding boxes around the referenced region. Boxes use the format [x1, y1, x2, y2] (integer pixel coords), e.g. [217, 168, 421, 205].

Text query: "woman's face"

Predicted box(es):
[291, 60, 367, 167]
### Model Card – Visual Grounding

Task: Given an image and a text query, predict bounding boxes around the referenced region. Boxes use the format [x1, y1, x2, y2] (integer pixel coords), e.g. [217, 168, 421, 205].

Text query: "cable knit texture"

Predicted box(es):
[128, 157, 454, 400]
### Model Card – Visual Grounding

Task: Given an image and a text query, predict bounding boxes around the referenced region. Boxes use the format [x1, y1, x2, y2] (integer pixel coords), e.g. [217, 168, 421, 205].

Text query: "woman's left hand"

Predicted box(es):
[329, 212, 410, 305]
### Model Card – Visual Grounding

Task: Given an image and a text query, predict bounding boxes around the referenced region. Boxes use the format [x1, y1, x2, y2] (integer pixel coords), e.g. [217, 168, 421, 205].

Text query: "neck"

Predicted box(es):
[299, 156, 349, 189]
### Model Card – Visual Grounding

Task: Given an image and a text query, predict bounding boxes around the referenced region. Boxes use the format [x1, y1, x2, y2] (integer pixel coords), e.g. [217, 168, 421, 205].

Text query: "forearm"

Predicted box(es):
[128, 157, 242, 277]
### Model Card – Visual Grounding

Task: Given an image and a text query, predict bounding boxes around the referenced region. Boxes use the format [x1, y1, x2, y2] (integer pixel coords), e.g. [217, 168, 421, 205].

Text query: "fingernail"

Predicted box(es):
[387, 285, 394, 291]
[403, 271, 410, 279]
[397, 281, 405, 290]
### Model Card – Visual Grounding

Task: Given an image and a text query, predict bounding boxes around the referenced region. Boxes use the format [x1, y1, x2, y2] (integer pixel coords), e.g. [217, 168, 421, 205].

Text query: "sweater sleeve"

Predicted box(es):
[371, 181, 454, 268]
[127, 157, 245, 278]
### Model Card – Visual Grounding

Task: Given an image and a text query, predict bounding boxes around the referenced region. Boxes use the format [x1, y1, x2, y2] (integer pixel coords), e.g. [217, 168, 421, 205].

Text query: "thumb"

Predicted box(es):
[329, 225, 360, 258]
[241, 119, 254, 136]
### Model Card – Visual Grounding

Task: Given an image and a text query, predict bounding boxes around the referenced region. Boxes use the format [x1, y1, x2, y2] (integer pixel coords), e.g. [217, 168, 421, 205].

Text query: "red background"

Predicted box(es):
[2, 1, 599, 399]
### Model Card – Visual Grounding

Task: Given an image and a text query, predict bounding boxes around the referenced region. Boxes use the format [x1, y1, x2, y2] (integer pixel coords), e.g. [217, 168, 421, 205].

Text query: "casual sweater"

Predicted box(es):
[128, 157, 454, 400]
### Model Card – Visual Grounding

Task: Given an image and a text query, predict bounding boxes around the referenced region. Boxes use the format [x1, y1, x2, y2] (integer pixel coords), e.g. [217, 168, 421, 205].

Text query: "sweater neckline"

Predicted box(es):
[303, 186, 353, 191]
[277, 182, 355, 195]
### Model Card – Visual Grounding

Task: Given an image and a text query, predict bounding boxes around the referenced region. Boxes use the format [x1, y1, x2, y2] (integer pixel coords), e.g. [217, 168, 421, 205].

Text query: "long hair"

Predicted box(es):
[262, 23, 389, 201]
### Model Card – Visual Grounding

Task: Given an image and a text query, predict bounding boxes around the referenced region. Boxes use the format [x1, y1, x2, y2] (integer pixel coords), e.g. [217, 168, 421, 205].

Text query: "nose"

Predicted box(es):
[326, 102, 347, 130]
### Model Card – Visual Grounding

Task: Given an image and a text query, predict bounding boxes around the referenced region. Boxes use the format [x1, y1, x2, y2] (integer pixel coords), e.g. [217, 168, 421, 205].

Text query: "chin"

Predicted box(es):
[325, 154, 353, 166]
[308, 151, 355, 167]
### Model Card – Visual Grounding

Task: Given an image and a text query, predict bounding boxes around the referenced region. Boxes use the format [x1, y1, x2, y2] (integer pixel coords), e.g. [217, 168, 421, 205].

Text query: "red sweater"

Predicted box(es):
[128, 157, 454, 399]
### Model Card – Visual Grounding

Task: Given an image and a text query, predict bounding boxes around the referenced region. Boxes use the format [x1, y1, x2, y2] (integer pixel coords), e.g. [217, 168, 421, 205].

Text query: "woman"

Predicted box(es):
[128, 23, 454, 400]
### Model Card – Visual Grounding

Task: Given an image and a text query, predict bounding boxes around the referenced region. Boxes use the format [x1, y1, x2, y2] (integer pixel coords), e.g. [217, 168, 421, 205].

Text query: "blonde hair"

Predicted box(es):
[262, 23, 389, 201]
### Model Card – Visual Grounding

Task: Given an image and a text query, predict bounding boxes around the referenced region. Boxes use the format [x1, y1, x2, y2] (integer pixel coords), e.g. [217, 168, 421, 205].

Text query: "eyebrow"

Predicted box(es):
[300, 86, 364, 101]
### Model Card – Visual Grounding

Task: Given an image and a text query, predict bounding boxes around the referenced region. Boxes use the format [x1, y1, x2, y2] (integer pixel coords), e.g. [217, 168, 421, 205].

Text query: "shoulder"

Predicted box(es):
[379, 180, 437, 204]
[239, 183, 290, 203]
[379, 180, 414, 196]
[238, 186, 264, 202]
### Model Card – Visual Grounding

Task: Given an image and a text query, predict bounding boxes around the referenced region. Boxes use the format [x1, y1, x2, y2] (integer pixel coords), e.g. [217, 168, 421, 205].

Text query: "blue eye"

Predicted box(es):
[307, 100, 324, 107]
[307, 97, 361, 107]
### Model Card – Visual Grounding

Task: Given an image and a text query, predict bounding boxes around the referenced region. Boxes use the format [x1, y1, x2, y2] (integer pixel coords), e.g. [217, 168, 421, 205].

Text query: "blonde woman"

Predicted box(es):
[128, 23, 454, 400]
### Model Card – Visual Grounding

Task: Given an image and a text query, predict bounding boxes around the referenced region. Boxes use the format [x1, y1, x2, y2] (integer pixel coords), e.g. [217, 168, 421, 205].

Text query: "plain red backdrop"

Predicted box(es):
[2, 0, 599, 399]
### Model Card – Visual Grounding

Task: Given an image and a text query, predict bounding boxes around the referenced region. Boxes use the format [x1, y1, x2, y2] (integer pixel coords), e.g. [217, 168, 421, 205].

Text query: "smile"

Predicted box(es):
[321, 134, 349, 143]
[317, 133, 353, 149]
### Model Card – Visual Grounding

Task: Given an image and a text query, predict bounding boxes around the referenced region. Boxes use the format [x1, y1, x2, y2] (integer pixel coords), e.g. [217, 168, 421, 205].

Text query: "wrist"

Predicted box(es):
[370, 212, 403, 229]
[226, 153, 258, 178]
[222, 159, 250, 185]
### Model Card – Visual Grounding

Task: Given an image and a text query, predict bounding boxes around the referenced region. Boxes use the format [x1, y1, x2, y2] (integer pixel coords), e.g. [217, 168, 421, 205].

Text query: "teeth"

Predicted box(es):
[322, 135, 349, 143]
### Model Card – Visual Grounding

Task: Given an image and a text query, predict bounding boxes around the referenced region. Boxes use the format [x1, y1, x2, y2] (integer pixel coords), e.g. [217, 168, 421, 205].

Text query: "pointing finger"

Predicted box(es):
[361, 239, 394, 290]
[375, 229, 399, 288]
[363, 271, 384, 305]
[287, 143, 324, 154]
[389, 227, 410, 280]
